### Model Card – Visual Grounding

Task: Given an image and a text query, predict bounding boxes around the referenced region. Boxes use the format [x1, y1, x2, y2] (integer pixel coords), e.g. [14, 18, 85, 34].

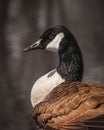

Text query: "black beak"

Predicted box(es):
[24, 39, 42, 52]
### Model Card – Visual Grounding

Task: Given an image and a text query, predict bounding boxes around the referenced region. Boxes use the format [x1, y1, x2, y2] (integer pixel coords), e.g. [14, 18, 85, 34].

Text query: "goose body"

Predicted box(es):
[24, 25, 104, 130]
[33, 82, 104, 130]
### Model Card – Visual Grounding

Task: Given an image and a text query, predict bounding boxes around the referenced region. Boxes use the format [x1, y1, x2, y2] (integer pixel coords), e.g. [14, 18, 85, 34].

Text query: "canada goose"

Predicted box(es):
[24, 25, 104, 130]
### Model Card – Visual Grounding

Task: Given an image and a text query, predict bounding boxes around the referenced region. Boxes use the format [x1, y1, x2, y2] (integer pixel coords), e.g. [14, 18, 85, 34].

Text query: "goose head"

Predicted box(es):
[24, 25, 75, 52]
[24, 25, 83, 82]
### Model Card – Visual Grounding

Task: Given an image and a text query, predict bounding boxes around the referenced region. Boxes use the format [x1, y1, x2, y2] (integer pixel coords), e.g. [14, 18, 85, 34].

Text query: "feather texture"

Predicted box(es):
[32, 82, 104, 130]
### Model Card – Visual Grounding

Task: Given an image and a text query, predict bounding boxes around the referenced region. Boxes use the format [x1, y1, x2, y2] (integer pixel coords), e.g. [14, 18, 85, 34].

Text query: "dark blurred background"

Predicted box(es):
[0, 0, 104, 130]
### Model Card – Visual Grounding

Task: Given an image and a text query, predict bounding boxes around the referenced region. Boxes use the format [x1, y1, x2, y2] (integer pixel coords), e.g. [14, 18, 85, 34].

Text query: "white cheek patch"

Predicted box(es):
[46, 32, 64, 51]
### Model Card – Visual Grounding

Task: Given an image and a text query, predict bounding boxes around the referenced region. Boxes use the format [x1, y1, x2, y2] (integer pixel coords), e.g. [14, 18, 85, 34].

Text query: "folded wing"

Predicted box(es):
[32, 82, 104, 130]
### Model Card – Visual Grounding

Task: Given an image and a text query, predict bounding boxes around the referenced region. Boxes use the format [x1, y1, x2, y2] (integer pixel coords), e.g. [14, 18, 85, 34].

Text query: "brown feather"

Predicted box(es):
[32, 82, 104, 130]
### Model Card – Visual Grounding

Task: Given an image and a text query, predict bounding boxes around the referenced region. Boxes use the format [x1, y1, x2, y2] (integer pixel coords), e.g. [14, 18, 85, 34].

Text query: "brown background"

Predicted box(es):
[0, 0, 104, 130]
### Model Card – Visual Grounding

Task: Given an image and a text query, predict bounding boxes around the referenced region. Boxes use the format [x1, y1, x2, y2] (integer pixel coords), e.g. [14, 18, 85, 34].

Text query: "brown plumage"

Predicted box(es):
[32, 82, 104, 130]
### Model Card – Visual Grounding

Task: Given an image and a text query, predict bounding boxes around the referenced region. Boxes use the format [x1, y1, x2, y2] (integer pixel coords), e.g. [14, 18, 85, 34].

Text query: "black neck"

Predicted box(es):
[57, 37, 83, 82]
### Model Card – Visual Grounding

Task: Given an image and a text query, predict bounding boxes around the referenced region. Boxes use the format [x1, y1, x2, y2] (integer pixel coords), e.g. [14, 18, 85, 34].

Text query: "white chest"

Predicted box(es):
[31, 69, 65, 107]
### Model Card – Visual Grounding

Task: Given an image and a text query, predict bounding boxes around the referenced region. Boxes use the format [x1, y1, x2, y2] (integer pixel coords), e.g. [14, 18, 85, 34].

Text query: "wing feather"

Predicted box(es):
[32, 82, 104, 130]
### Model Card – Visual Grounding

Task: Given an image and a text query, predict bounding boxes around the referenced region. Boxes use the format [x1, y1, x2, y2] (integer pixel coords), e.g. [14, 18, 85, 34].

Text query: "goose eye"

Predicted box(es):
[48, 34, 55, 39]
